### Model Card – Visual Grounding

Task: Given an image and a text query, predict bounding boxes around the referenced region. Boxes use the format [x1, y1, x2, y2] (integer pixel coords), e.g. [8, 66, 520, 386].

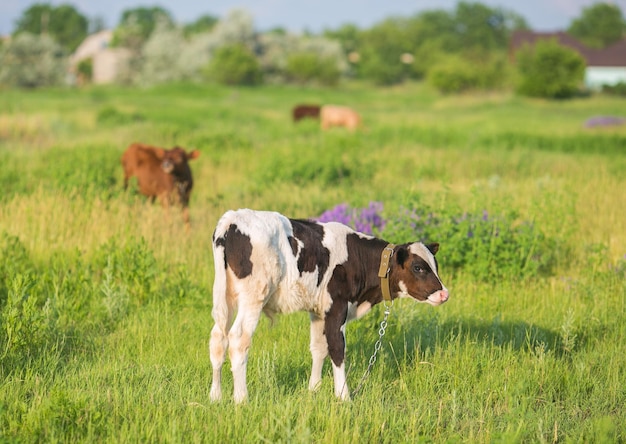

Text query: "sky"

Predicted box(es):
[1, 0, 626, 36]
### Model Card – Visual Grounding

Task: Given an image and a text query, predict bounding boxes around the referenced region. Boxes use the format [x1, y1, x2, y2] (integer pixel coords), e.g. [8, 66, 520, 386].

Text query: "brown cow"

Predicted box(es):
[121, 143, 200, 227]
[292, 104, 321, 122]
[320, 105, 361, 131]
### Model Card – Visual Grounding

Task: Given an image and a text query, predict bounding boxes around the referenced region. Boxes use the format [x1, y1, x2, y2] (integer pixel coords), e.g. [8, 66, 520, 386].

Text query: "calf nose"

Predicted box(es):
[440, 289, 449, 302]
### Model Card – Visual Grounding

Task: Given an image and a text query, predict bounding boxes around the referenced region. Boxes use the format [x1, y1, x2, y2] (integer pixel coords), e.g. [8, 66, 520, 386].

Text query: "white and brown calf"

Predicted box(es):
[209, 209, 449, 403]
[320, 105, 361, 131]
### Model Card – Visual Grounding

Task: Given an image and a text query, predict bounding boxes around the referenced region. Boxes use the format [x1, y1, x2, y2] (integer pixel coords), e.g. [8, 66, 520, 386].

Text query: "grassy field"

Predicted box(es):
[1, 81, 625, 443]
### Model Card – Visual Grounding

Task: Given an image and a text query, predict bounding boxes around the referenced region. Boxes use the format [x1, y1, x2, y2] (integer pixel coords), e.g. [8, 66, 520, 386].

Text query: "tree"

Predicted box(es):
[453, 1, 528, 51]
[140, 26, 188, 85]
[358, 17, 414, 85]
[184, 14, 219, 37]
[112, 6, 174, 50]
[89, 16, 107, 34]
[323, 23, 361, 55]
[516, 40, 586, 99]
[408, 10, 459, 52]
[323, 23, 361, 77]
[13, 3, 88, 53]
[568, 2, 626, 48]
[0, 33, 66, 88]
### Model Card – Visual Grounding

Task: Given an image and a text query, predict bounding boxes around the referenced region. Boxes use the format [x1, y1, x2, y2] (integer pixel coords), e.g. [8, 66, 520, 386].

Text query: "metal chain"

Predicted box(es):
[351, 299, 393, 398]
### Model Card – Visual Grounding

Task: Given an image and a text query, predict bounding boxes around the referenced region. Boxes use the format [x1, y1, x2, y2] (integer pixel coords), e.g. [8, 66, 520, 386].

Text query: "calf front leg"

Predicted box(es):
[325, 302, 350, 400]
[308, 314, 328, 391]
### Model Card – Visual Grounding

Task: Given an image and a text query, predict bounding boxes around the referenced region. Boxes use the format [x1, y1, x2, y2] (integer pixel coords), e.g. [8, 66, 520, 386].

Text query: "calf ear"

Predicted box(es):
[187, 150, 200, 160]
[153, 148, 166, 159]
[426, 243, 439, 255]
[395, 246, 409, 268]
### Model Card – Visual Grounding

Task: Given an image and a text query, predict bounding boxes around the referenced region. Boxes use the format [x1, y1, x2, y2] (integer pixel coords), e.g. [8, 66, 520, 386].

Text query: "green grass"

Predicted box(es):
[1, 82, 625, 442]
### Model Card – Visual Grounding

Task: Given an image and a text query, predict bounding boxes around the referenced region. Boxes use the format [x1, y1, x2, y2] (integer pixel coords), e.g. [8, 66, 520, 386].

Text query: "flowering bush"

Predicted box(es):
[584, 116, 625, 128]
[317, 202, 386, 235]
[384, 204, 556, 280]
[316, 200, 556, 280]
[134, 9, 257, 86]
[139, 25, 190, 85]
[257, 33, 347, 84]
[0, 33, 66, 88]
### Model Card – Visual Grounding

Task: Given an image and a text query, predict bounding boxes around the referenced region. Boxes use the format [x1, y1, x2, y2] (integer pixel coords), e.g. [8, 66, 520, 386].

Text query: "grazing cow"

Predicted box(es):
[121, 142, 200, 226]
[209, 209, 449, 403]
[292, 104, 321, 122]
[320, 105, 361, 131]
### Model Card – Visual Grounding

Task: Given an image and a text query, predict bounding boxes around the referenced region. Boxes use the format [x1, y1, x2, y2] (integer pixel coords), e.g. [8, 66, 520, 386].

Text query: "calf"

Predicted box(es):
[320, 105, 361, 131]
[121, 142, 200, 226]
[292, 104, 321, 122]
[209, 209, 449, 403]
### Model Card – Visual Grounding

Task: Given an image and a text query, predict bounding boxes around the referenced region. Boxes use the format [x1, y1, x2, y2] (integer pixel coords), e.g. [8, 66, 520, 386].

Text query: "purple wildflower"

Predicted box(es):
[584, 116, 625, 128]
[317, 203, 352, 226]
[316, 202, 386, 235]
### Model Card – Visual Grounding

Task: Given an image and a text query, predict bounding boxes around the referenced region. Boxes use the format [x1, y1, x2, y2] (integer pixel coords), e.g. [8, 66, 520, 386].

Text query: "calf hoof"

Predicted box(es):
[210, 387, 222, 402]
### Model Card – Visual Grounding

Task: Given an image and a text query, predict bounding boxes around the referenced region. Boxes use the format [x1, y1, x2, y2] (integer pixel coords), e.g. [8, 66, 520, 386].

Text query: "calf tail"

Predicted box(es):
[211, 240, 231, 332]
[210, 230, 232, 402]
[210, 210, 239, 330]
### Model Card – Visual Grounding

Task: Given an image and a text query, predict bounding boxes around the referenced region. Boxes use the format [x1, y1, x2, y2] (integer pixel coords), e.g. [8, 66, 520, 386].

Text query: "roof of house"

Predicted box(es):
[510, 30, 626, 67]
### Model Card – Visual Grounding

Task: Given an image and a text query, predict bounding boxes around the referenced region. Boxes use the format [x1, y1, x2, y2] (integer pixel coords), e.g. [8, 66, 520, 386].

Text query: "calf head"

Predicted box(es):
[155, 147, 200, 177]
[393, 242, 449, 306]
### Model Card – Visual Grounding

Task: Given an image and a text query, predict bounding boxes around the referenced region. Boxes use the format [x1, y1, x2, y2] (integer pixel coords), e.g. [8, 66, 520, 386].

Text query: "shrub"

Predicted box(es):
[204, 43, 262, 86]
[516, 39, 586, 99]
[257, 33, 347, 84]
[383, 204, 556, 280]
[428, 56, 481, 93]
[285, 52, 341, 86]
[0, 33, 66, 88]
[315, 200, 556, 280]
[92, 238, 159, 305]
[601, 82, 626, 97]
[76, 58, 92, 83]
[1, 273, 48, 361]
[428, 52, 510, 94]
[358, 50, 405, 86]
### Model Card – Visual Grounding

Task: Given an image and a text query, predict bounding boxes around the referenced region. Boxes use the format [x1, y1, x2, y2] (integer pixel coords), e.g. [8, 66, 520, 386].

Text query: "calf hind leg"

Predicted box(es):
[228, 301, 264, 403]
[308, 314, 328, 392]
[209, 275, 235, 402]
[209, 323, 230, 401]
[209, 306, 234, 401]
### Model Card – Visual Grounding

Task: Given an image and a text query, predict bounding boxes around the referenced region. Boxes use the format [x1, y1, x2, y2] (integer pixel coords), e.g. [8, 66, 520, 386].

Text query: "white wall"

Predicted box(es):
[585, 67, 626, 90]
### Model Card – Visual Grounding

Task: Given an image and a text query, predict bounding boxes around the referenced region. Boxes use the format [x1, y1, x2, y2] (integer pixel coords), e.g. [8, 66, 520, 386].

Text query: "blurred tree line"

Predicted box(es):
[0, 1, 624, 98]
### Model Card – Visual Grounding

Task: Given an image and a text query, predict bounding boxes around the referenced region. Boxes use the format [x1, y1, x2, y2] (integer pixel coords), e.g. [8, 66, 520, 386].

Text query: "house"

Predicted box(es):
[70, 30, 130, 84]
[584, 39, 626, 90]
[510, 30, 626, 90]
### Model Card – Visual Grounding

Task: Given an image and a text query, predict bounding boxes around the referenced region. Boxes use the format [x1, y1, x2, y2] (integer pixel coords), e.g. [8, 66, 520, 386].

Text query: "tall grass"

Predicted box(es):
[1, 82, 625, 442]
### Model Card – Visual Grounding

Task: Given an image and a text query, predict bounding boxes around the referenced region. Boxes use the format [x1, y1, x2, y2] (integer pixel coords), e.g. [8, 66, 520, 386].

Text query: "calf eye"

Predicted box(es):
[412, 265, 424, 274]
